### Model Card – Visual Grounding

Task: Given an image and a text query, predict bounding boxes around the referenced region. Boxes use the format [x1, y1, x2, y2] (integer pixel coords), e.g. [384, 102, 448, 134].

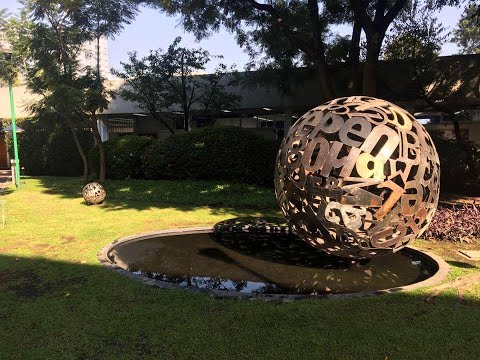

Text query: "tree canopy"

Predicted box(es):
[452, 2, 480, 54]
[141, 0, 461, 99]
[113, 37, 240, 134]
[6, 0, 139, 182]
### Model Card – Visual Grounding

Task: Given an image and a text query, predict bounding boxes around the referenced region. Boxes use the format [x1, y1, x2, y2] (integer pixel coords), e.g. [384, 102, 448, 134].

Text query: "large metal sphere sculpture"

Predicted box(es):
[275, 96, 440, 257]
[82, 182, 106, 205]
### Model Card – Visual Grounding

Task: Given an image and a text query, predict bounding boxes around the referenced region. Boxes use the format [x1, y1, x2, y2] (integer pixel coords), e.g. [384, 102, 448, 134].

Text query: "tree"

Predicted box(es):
[5, 1, 93, 182]
[72, 0, 138, 183]
[8, 0, 138, 183]
[73, 0, 137, 80]
[382, 0, 474, 149]
[383, 1, 447, 75]
[141, 0, 459, 99]
[0, 8, 8, 36]
[451, 2, 480, 54]
[0, 9, 17, 86]
[112, 37, 240, 134]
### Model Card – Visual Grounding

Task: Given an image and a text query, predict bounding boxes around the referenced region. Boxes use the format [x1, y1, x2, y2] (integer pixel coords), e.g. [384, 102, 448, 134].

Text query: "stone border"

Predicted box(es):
[97, 227, 450, 301]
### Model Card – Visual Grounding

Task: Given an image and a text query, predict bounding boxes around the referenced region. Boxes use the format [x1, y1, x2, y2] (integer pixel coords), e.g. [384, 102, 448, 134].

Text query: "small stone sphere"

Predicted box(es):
[275, 96, 440, 257]
[82, 182, 106, 205]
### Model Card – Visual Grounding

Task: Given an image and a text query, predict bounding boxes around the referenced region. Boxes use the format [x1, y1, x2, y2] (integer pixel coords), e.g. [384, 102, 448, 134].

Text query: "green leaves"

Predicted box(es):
[451, 3, 480, 55]
[113, 37, 240, 132]
[141, 127, 279, 187]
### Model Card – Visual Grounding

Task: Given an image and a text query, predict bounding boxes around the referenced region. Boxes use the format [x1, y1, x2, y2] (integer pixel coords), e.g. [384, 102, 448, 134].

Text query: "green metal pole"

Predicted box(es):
[8, 79, 20, 189]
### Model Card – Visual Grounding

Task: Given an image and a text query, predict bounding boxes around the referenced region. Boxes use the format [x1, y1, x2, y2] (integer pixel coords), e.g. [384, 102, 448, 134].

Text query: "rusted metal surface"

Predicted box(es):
[275, 96, 440, 257]
[83, 182, 106, 205]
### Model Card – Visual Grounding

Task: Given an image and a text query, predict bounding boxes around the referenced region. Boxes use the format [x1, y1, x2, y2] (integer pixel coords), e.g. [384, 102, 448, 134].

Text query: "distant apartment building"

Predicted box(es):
[0, 34, 109, 79]
[77, 37, 109, 79]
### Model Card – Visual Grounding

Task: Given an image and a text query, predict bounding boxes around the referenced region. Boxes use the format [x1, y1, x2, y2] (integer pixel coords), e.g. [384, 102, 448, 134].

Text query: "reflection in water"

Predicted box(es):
[109, 222, 435, 295]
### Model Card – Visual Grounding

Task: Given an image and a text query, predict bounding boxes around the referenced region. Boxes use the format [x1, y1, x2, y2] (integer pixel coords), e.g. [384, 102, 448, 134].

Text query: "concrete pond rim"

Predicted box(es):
[97, 227, 450, 301]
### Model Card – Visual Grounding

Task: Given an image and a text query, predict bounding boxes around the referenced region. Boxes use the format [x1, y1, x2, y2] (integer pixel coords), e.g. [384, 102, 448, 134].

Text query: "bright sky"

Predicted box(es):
[3, 0, 464, 73]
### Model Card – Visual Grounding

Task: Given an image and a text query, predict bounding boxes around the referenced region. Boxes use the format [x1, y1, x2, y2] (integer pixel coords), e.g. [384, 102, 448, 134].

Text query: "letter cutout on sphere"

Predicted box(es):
[274, 96, 440, 257]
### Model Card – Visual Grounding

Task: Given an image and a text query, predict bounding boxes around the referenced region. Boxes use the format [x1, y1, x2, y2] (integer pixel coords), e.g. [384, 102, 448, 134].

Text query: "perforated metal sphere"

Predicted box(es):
[82, 182, 106, 205]
[274, 96, 440, 257]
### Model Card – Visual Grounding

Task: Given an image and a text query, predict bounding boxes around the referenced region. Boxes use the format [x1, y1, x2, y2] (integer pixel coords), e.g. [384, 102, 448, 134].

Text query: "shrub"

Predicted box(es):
[14, 122, 49, 176]
[421, 204, 480, 242]
[45, 127, 93, 176]
[431, 134, 480, 194]
[12, 118, 93, 177]
[90, 135, 154, 180]
[143, 127, 279, 186]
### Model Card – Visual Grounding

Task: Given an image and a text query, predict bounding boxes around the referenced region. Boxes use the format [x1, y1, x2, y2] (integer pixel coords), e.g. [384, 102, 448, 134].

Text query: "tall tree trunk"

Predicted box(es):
[91, 115, 106, 183]
[349, 20, 361, 94]
[183, 112, 189, 131]
[307, 0, 334, 100]
[363, 34, 382, 96]
[316, 61, 335, 100]
[350, 0, 408, 96]
[65, 116, 89, 183]
[449, 112, 462, 143]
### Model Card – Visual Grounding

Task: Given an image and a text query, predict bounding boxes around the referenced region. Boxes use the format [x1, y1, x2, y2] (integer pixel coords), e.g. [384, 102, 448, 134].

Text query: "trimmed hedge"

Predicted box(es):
[431, 134, 480, 194]
[12, 119, 93, 177]
[143, 127, 279, 186]
[90, 127, 279, 187]
[90, 135, 154, 180]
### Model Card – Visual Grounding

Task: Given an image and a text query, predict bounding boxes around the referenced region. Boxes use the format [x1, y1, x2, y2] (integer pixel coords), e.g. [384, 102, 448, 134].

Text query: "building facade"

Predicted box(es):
[97, 55, 480, 144]
[1, 54, 479, 168]
[77, 37, 109, 79]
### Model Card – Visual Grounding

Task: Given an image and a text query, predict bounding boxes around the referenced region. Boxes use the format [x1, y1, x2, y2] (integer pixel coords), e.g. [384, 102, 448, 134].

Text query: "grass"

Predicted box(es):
[0, 176, 479, 359]
[39, 176, 277, 210]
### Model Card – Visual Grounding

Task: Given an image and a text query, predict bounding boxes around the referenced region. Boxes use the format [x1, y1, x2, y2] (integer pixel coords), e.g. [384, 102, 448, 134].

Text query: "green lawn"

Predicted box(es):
[0, 177, 479, 359]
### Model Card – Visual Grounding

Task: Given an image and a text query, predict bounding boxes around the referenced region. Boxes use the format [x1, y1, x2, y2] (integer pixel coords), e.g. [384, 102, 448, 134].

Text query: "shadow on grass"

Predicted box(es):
[447, 260, 478, 269]
[0, 188, 14, 196]
[1, 253, 480, 359]
[36, 176, 278, 216]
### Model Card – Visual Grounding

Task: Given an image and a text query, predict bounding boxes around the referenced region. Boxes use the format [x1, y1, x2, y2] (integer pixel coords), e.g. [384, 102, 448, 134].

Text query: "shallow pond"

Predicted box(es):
[107, 229, 436, 295]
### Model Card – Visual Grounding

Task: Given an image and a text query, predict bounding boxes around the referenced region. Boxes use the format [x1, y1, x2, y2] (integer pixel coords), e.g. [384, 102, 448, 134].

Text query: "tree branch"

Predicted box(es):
[307, 0, 324, 51]
[349, 0, 375, 38]
[384, 0, 408, 31]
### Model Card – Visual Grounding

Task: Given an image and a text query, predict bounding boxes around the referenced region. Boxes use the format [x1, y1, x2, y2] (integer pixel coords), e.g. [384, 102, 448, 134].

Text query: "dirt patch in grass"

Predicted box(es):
[60, 235, 76, 244]
[427, 273, 480, 304]
[32, 243, 58, 254]
[0, 241, 29, 253]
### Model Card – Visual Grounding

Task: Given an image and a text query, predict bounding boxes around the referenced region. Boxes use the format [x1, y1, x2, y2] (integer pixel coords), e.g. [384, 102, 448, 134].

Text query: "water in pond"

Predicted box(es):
[107, 229, 437, 295]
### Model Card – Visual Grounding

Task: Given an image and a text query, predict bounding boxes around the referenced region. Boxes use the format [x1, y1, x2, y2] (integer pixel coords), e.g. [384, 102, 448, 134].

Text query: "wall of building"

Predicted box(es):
[134, 116, 175, 139]
[0, 134, 8, 169]
[0, 85, 41, 119]
[425, 121, 480, 144]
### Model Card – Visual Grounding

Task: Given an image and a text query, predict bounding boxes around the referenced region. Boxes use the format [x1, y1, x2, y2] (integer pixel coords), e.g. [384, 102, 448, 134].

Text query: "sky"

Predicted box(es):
[3, 0, 465, 74]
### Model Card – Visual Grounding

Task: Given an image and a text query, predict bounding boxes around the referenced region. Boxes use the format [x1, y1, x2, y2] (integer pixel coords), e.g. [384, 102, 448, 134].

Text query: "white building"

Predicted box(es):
[77, 37, 109, 79]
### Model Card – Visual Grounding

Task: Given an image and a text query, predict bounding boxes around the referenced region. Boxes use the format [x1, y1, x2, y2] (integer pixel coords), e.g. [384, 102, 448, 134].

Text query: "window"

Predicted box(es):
[107, 118, 134, 133]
